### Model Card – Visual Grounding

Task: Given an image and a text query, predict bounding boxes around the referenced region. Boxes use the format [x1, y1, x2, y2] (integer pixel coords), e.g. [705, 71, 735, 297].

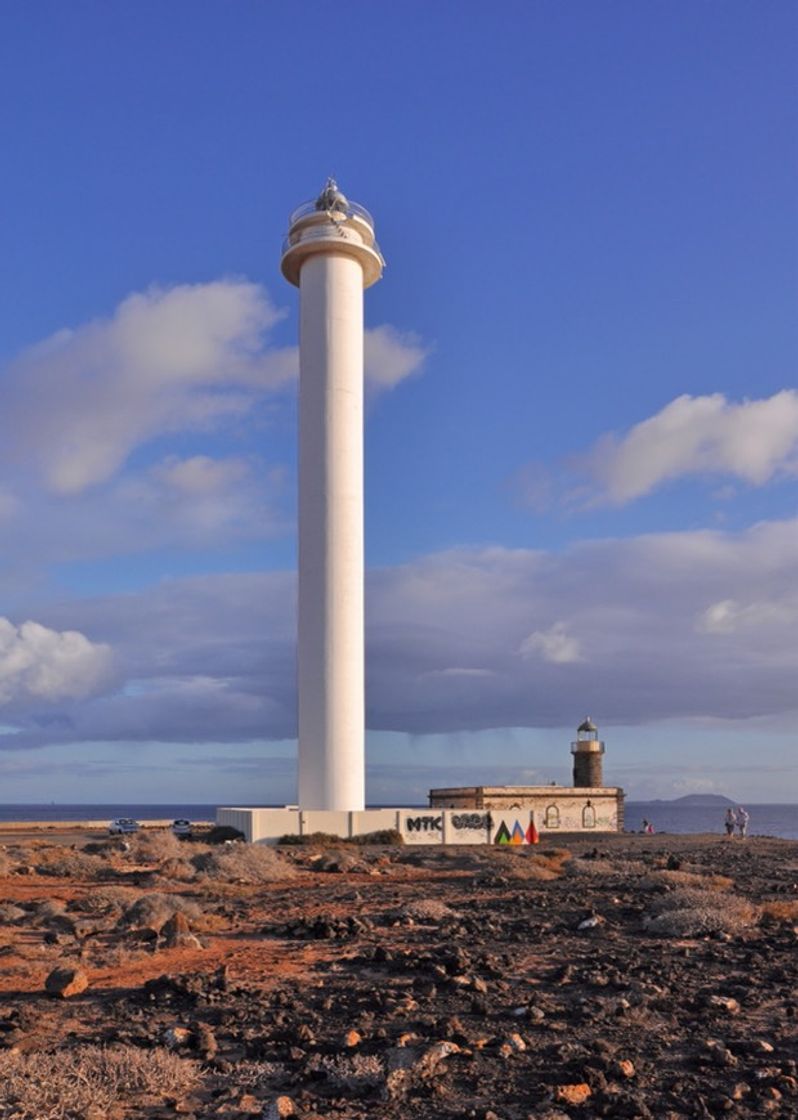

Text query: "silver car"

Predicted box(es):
[109, 817, 140, 835]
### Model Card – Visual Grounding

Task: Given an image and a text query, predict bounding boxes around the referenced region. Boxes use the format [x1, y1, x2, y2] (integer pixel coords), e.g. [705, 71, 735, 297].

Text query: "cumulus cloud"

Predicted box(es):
[0, 619, 113, 706]
[0, 281, 428, 498]
[1, 280, 294, 494]
[3, 517, 796, 749]
[364, 325, 428, 389]
[575, 390, 798, 504]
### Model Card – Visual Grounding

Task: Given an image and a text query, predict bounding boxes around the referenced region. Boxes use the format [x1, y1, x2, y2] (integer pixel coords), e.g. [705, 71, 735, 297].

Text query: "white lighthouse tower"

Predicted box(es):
[281, 180, 384, 811]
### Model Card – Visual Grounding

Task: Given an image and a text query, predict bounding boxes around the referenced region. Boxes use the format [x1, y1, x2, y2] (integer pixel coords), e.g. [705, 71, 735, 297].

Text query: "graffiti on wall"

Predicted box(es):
[404, 815, 443, 833]
[451, 812, 491, 832]
[492, 812, 539, 846]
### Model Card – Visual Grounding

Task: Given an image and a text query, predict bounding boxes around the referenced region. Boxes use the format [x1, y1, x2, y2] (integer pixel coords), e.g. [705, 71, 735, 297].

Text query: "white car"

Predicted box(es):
[109, 817, 140, 835]
[170, 819, 193, 839]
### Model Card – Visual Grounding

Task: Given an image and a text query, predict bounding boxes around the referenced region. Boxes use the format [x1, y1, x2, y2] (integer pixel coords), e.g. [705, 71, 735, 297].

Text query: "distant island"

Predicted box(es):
[638, 794, 736, 807]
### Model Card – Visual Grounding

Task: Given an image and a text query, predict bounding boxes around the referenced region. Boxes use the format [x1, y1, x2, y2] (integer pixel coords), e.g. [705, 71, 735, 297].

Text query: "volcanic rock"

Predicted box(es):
[44, 965, 89, 998]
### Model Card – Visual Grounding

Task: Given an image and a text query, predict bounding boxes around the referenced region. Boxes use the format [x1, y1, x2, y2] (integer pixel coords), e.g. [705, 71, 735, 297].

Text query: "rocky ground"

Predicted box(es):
[0, 829, 796, 1119]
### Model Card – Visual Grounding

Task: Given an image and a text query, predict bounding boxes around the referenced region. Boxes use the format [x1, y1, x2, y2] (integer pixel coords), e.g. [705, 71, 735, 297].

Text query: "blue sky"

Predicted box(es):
[0, 1, 796, 805]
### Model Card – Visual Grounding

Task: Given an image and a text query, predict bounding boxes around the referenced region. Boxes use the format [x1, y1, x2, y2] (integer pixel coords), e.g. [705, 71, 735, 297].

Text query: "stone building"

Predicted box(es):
[428, 718, 625, 834]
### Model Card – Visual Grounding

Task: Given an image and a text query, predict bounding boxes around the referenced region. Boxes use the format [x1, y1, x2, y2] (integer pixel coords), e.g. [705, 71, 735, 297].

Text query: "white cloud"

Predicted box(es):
[0, 282, 429, 500]
[364, 325, 428, 389]
[519, 622, 583, 664]
[577, 390, 798, 504]
[4, 517, 795, 748]
[0, 619, 113, 706]
[0, 454, 288, 575]
[0, 280, 293, 495]
[697, 597, 795, 634]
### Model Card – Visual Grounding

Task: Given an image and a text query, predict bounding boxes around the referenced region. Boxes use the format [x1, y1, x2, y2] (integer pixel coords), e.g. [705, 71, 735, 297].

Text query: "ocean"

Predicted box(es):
[626, 802, 798, 841]
[0, 801, 797, 839]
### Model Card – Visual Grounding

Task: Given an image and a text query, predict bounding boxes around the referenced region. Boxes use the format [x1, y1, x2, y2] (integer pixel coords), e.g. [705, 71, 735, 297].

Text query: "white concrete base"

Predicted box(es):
[216, 803, 621, 846]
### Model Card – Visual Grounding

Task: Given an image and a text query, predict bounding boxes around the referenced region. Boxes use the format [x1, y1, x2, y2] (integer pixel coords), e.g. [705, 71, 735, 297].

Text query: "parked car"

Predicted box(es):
[109, 817, 140, 835]
[170, 819, 193, 839]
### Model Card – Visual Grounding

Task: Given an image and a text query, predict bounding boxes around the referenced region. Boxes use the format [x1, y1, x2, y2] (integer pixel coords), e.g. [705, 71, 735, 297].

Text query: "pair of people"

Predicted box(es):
[725, 806, 749, 838]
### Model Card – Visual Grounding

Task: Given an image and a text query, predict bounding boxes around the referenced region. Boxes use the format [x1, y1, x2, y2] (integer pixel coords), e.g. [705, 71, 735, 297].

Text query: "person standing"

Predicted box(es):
[724, 808, 736, 838]
[736, 806, 750, 838]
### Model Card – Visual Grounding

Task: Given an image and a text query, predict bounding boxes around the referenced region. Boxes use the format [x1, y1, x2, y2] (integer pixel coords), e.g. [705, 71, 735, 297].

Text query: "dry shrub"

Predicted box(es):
[493, 848, 569, 880]
[69, 886, 138, 916]
[564, 857, 616, 876]
[35, 850, 110, 880]
[0, 850, 13, 876]
[306, 1052, 384, 1092]
[0, 902, 26, 923]
[279, 831, 346, 847]
[0, 1044, 199, 1119]
[401, 898, 456, 922]
[191, 844, 298, 884]
[117, 892, 202, 932]
[759, 899, 798, 923]
[30, 899, 67, 924]
[154, 856, 196, 882]
[352, 829, 403, 846]
[204, 824, 245, 844]
[127, 830, 186, 864]
[502, 859, 561, 882]
[640, 869, 734, 892]
[230, 1059, 287, 1092]
[644, 888, 759, 937]
[539, 847, 573, 864]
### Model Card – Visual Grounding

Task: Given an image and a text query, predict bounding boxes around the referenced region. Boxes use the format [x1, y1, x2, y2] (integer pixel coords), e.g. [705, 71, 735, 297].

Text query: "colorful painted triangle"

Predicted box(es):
[526, 820, 540, 844]
[510, 821, 526, 845]
[494, 821, 511, 845]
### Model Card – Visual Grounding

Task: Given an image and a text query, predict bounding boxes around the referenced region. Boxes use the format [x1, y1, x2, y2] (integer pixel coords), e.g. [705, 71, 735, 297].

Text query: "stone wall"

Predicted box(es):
[217, 795, 623, 845]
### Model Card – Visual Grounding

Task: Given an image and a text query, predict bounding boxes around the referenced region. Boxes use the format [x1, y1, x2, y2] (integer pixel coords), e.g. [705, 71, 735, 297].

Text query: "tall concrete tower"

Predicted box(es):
[281, 180, 384, 811]
[571, 717, 605, 787]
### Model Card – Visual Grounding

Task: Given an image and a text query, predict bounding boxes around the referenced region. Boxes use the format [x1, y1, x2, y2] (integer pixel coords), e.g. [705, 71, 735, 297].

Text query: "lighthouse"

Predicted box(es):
[281, 180, 384, 811]
[571, 717, 605, 787]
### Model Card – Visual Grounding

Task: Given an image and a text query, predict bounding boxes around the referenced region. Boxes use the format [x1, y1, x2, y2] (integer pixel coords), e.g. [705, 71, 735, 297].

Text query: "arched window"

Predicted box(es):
[582, 801, 596, 828]
[544, 804, 560, 829]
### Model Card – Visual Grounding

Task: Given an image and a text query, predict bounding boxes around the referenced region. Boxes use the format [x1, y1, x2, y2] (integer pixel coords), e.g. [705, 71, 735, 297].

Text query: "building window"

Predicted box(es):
[582, 800, 596, 828]
[544, 804, 560, 829]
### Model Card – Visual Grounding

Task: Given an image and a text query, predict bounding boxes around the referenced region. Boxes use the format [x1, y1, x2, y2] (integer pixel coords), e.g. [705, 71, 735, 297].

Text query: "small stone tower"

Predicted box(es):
[571, 717, 605, 787]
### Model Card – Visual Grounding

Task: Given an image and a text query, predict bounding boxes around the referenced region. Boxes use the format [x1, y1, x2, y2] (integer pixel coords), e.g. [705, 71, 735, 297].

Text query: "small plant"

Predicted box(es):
[69, 887, 138, 916]
[203, 825, 245, 844]
[760, 899, 798, 923]
[0, 902, 26, 923]
[154, 856, 197, 882]
[191, 844, 298, 884]
[352, 829, 404, 846]
[278, 831, 347, 847]
[644, 887, 758, 937]
[306, 1052, 385, 1092]
[0, 1044, 200, 1118]
[126, 829, 186, 864]
[640, 869, 734, 892]
[401, 898, 455, 922]
[35, 850, 111, 880]
[0, 850, 13, 877]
